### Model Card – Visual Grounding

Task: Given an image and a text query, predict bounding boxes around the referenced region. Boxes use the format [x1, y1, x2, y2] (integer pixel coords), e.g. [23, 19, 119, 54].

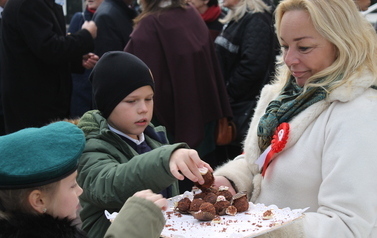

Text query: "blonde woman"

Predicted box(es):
[213, 0, 377, 237]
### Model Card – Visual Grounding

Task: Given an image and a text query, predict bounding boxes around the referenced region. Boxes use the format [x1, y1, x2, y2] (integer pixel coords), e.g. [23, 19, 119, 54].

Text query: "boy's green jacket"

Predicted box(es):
[77, 110, 186, 238]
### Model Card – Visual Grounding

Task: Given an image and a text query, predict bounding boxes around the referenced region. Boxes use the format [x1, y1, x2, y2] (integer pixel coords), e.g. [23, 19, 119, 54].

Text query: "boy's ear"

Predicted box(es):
[28, 190, 47, 214]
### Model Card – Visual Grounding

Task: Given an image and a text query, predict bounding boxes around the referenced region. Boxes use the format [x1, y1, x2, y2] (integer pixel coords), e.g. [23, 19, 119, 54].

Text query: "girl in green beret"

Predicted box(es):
[0, 121, 168, 238]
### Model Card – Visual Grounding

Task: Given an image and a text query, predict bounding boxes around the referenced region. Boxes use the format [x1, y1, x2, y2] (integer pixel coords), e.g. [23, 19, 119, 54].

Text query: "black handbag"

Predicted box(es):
[230, 100, 256, 143]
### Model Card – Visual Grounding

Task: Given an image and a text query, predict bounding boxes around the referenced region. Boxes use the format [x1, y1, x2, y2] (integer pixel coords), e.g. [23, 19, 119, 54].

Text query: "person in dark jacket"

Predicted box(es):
[68, 0, 104, 118]
[0, 121, 169, 238]
[77, 51, 212, 238]
[214, 0, 278, 159]
[0, 0, 98, 134]
[92, 0, 137, 57]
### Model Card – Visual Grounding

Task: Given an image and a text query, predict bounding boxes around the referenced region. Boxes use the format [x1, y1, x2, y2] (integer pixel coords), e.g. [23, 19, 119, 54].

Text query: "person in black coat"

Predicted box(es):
[0, 0, 98, 134]
[214, 0, 279, 159]
[92, 0, 138, 57]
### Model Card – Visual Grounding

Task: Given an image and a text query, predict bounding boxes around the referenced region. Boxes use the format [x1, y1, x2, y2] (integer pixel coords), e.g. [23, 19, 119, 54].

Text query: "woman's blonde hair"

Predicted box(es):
[274, 0, 377, 91]
[220, 0, 271, 24]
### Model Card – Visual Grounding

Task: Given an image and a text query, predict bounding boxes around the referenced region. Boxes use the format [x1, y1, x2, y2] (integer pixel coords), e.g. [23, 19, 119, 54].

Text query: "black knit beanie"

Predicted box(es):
[90, 51, 155, 118]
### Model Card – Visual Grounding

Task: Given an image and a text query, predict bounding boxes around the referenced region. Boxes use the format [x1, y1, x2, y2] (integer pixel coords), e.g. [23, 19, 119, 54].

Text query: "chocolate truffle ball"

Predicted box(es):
[217, 186, 233, 201]
[198, 202, 216, 215]
[192, 202, 216, 221]
[175, 197, 191, 213]
[214, 196, 231, 215]
[203, 192, 218, 204]
[194, 167, 214, 190]
[189, 198, 205, 212]
[232, 192, 249, 213]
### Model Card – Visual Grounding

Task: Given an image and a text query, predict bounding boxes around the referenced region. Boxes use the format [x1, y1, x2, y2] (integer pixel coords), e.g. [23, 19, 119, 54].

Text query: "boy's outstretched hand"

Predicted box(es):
[169, 149, 213, 185]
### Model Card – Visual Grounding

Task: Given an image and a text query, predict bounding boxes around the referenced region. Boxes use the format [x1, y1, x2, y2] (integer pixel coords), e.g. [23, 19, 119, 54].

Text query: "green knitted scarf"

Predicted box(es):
[257, 77, 328, 151]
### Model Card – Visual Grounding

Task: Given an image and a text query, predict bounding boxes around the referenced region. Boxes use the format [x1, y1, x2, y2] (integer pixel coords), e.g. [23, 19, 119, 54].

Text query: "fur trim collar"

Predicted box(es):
[327, 70, 377, 102]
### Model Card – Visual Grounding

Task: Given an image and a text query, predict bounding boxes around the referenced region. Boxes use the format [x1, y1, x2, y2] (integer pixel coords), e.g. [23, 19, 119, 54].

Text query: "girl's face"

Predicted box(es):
[222, 0, 240, 9]
[107, 86, 154, 140]
[86, 0, 103, 10]
[280, 10, 337, 86]
[46, 171, 83, 220]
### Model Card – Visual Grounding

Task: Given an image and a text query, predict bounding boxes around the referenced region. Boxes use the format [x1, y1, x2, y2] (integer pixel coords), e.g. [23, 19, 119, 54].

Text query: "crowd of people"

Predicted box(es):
[1, 0, 377, 237]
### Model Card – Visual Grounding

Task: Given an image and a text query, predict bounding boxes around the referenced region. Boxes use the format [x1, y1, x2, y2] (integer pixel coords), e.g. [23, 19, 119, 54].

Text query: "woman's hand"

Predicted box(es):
[213, 175, 237, 195]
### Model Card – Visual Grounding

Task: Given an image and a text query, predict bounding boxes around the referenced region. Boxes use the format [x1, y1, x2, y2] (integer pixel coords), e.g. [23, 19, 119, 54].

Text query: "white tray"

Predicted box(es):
[161, 192, 308, 238]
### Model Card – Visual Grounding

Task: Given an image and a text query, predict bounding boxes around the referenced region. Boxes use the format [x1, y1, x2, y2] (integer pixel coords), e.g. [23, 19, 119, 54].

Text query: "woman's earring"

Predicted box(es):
[43, 208, 47, 213]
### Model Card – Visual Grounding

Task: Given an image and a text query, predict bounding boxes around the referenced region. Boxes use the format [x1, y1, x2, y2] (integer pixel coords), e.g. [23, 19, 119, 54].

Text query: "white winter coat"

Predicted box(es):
[214, 70, 377, 238]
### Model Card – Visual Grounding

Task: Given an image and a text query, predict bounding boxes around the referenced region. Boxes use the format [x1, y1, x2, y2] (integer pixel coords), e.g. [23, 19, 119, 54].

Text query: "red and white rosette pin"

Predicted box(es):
[261, 122, 290, 176]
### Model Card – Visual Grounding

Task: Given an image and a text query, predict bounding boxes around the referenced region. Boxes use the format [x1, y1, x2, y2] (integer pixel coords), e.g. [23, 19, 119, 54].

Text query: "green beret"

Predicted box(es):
[0, 121, 85, 189]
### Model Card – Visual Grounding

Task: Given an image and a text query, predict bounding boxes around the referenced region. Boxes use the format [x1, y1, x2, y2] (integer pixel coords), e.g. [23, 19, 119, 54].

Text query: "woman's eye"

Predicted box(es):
[299, 47, 310, 52]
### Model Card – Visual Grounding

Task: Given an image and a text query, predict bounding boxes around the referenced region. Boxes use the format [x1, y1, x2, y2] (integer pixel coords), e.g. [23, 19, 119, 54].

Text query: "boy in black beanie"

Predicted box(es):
[76, 51, 212, 238]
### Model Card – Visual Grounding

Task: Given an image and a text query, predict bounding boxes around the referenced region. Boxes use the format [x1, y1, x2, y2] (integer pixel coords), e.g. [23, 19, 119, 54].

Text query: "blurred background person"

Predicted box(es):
[0, 0, 97, 133]
[214, 0, 278, 160]
[68, 0, 104, 118]
[124, 0, 232, 193]
[188, 0, 225, 40]
[92, 0, 138, 58]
